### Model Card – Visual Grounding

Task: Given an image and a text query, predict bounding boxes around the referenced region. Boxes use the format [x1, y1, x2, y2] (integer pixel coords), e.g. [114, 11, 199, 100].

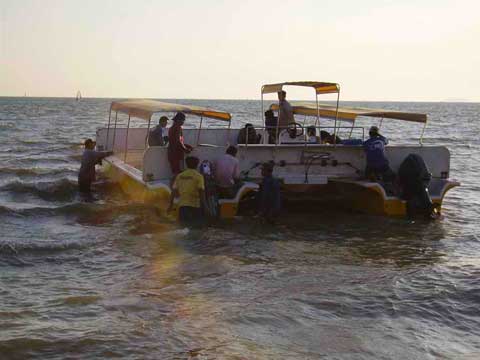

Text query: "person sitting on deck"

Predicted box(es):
[258, 162, 281, 223]
[214, 145, 241, 199]
[363, 126, 395, 182]
[319, 130, 341, 144]
[306, 126, 318, 143]
[168, 112, 193, 176]
[237, 123, 261, 145]
[78, 139, 112, 193]
[148, 116, 169, 146]
[264, 110, 278, 144]
[168, 156, 206, 227]
[279, 124, 304, 144]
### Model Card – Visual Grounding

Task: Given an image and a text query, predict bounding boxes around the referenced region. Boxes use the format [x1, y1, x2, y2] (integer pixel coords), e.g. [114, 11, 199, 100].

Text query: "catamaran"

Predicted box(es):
[95, 81, 459, 218]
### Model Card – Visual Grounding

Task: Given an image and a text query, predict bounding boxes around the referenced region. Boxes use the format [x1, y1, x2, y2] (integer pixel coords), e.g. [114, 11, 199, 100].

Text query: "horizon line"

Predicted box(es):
[0, 95, 477, 103]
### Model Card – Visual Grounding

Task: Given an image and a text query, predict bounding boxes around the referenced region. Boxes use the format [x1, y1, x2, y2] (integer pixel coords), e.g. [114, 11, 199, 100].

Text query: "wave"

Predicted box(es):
[0, 167, 76, 177]
[0, 178, 78, 201]
[0, 202, 116, 218]
[0, 202, 85, 217]
[0, 237, 93, 255]
[0, 198, 145, 219]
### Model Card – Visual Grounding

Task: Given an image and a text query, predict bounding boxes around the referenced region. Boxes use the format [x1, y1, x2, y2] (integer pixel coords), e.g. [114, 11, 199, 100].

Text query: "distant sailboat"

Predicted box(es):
[76, 91, 82, 101]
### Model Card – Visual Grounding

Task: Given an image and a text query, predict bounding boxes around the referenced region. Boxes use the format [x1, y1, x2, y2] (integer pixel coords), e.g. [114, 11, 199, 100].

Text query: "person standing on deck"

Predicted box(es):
[148, 116, 169, 146]
[168, 112, 193, 177]
[363, 126, 395, 182]
[78, 139, 112, 193]
[168, 156, 206, 227]
[277, 90, 294, 131]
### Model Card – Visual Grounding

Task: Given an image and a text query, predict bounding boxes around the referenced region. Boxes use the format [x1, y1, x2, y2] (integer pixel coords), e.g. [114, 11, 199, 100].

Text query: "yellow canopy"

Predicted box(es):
[262, 81, 340, 95]
[110, 99, 231, 122]
[270, 102, 427, 123]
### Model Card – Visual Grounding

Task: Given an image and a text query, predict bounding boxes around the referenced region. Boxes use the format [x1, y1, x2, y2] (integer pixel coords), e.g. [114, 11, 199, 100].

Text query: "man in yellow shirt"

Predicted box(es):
[168, 156, 206, 226]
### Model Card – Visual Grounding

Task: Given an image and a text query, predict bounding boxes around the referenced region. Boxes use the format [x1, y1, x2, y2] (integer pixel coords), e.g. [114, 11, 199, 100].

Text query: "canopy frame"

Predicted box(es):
[269, 102, 429, 144]
[105, 99, 232, 160]
[261, 81, 341, 147]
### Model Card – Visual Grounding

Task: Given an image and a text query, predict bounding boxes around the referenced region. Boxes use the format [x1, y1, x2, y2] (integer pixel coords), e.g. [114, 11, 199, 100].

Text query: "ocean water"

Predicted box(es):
[0, 97, 479, 359]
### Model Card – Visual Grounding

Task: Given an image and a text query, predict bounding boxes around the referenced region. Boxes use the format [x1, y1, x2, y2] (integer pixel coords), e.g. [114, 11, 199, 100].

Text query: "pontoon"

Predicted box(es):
[95, 82, 459, 218]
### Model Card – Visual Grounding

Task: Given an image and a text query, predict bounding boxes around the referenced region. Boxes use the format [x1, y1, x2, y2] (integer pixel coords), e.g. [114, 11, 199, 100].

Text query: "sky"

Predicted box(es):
[1, 0, 479, 101]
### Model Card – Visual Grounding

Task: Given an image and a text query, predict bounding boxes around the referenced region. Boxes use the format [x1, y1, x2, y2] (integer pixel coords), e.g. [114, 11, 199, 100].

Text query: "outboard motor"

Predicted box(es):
[398, 154, 437, 219]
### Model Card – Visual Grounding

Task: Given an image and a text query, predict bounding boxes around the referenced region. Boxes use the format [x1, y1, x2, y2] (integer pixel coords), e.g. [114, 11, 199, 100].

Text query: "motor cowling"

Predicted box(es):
[398, 153, 435, 218]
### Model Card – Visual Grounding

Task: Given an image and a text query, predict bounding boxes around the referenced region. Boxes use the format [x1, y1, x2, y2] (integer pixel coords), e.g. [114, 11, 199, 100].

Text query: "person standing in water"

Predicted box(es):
[168, 112, 193, 177]
[168, 156, 206, 227]
[214, 145, 241, 198]
[258, 162, 281, 223]
[78, 139, 112, 193]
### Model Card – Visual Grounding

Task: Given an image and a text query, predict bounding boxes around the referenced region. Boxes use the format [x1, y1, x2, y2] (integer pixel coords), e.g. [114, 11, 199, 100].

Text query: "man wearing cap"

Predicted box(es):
[258, 162, 281, 222]
[363, 126, 394, 182]
[148, 116, 169, 146]
[277, 90, 294, 131]
[78, 139, 112, 193]
[168, 112, 193, 176]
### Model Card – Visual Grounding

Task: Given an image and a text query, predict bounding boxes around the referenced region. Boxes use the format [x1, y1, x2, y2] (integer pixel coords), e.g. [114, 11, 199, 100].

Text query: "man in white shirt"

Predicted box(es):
[279, 125, 305, 144]
[214, 145, 241, 198]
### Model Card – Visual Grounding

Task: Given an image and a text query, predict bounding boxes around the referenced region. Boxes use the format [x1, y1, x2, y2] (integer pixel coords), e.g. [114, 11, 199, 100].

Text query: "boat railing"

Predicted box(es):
[238, 125, 365, 149]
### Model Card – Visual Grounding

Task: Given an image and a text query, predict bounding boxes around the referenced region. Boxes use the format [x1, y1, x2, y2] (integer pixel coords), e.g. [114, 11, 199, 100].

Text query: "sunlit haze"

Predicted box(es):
[1, 0, 479, 101]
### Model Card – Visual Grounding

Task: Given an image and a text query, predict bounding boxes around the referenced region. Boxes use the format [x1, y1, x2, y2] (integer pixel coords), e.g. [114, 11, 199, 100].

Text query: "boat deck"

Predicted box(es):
[117, 150, 144, 171]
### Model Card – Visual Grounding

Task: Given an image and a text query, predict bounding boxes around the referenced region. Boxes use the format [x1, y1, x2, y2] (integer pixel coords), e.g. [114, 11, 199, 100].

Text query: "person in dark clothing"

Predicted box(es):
[78, 139, 112, 193]
[148, 116, 169, 146]
[363, 126, 395, 182]
[237, 123, 261, 144]
[167, 112, 193, 176]
[264, 110, 278, 144]
[306, 126, 318, 143]
[258, 162, 281, 223]
[320, 130, 341, 144]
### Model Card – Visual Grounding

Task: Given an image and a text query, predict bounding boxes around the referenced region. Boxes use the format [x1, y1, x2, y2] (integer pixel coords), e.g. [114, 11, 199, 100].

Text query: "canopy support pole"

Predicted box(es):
[260, 91, 266, 148]
[145, 115, 152, 149]
[226, 117, 232, 146]
[333, 90, 340, 146]
[124, 115, 131, 162]
[105, 109, 112, 151]
[349, 123, 354, 138]
[196, 116, 203, 146]
[419, 121, 427, 145]
[112, 112, 118, 151]
[261, 92, 264, 126]
[314, 93, 320, 128]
